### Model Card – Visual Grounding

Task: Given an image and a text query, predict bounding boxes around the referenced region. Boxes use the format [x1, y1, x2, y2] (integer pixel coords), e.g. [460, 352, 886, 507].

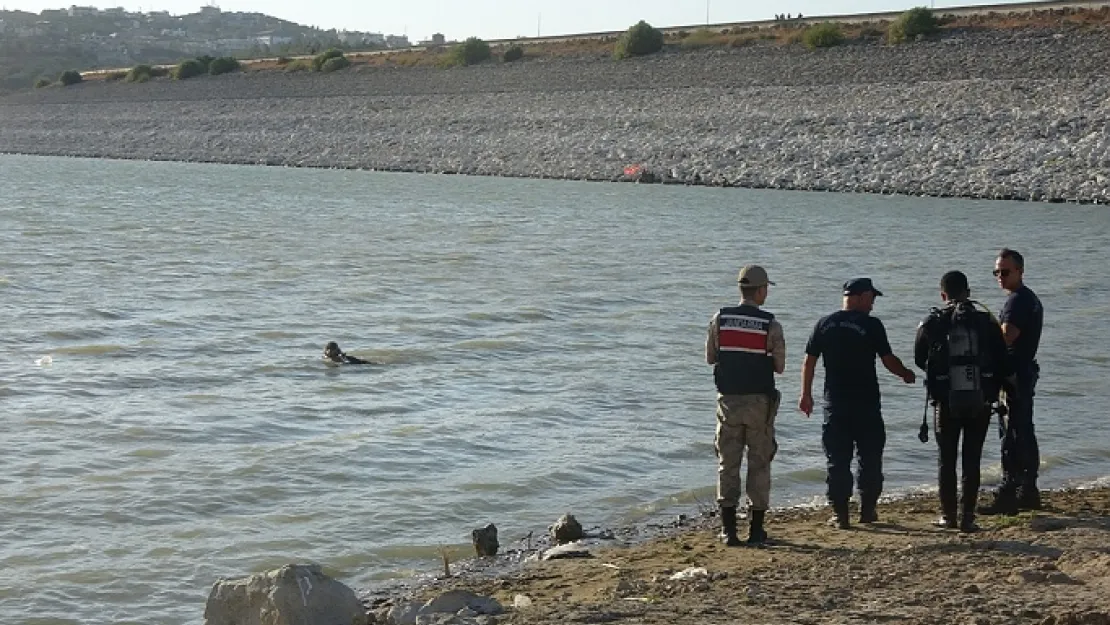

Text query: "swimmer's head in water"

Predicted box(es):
[323, 342, 343, 361]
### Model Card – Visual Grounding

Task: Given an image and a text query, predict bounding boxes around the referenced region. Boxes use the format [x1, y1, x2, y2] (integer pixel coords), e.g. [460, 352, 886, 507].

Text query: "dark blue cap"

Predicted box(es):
[843, 278, 884, 297]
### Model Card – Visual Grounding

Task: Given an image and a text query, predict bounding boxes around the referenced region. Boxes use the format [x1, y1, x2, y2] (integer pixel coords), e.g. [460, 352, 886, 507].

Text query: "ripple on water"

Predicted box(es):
[50, 344, 126, 356]
[778, 467, 829, 484]
[87, 308, 126, 320]
[44, 328, 109, 341]
[126, 448, 175, 459]
[450, 338, 525, 351]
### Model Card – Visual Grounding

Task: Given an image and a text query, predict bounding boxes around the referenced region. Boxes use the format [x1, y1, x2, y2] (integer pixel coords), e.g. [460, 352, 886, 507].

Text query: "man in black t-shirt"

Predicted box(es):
[981, 248, 1045, 515]
[799, 278, 917, 529]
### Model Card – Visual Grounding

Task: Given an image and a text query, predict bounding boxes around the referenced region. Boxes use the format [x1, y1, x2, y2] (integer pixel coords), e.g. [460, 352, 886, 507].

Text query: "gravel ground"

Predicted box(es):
[376, 488, 1110, 625]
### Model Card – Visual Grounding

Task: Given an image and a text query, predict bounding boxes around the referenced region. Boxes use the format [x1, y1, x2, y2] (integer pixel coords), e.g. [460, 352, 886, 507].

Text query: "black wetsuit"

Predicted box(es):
[915, 302, 1011, 523]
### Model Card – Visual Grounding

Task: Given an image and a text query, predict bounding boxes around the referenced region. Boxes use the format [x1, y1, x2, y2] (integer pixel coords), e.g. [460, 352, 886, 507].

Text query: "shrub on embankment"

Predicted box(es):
[173, 58, 207, 80]
[285, 59, 313, 72]
[208, 56, 240, 75]
[803, 23, 845, 48]
[33, 77, 52, 88]
[312, 48, 346, 72]
[126, 64, 169, 82]
[174, 55, 241, 79]
[320, 56, 351, 72]
[615, 20, 665, 59]
[889, 7, 940, 43]
[452, 37, 492, 66]
[59, 70, 83, 86]
[502, 44, 525, 63]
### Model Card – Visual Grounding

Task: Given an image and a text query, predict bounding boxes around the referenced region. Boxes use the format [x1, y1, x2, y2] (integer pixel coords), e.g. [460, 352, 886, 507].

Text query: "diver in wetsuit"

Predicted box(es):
[323, 341, 371, 364]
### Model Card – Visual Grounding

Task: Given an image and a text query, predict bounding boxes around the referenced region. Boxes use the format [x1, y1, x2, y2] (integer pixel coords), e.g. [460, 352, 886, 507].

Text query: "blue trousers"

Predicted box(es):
[822, 409, 886, 505]
[1001, 364, 1040, 490]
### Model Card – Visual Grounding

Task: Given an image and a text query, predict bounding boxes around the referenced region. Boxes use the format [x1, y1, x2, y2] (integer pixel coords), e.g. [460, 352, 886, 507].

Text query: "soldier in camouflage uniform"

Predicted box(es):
[706, 265, 786, 546]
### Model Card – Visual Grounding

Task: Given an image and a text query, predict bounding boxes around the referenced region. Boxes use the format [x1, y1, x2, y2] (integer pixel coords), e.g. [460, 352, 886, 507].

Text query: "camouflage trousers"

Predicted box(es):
[715, 392, 779, 510]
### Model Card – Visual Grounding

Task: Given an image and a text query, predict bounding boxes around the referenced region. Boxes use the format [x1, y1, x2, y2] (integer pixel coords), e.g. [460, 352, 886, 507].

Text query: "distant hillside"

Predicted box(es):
[0, 6, 408, 92]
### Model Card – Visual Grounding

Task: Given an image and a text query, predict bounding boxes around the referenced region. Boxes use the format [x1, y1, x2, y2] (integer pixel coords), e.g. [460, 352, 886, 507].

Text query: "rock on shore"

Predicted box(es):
[1, 28, 1108, 203]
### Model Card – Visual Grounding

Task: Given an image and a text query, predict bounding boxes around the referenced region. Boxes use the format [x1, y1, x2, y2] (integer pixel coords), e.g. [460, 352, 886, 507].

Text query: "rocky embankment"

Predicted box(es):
[2, 28, 1109, 203]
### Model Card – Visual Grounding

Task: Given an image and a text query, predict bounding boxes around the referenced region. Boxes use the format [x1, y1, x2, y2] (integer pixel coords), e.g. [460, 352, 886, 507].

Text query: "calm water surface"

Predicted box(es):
[1, 154, 1108, 624]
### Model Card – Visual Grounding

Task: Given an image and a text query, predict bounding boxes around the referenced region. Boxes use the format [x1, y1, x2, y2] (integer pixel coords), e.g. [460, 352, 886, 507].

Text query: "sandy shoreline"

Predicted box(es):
[375, 487, 1110, 624]
[2, 27, 1109, 204]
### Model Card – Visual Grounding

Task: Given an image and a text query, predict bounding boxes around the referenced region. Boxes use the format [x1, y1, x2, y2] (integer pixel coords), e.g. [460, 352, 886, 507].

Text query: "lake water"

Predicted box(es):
[1, 154, 1108, 624]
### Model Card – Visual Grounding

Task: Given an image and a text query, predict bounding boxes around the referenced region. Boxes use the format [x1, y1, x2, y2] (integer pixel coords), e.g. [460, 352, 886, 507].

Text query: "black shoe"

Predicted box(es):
[933, 515, 957, 529]
[1017, 486, 1042, 511]
[859, 497, 879, 524]
[829, 501, 850, 530]
[959, 515, 980, 534]
[720, 506, 742, 547]
[978, 491, 1018, 516]
[746, 509, 768, 545]
[859, 506, 879, 524]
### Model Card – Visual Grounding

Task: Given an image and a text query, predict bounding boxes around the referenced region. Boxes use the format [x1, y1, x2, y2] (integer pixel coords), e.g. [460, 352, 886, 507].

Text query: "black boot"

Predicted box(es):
[859, 497, 879, 524]
[936, 490, 958, 529]
[959, 508, 980, 533]
[959, 487, 980, 532]
[1017, 484, 1042, 511]
[978, 487, 1018, 516]
[746, 509, 768, 546]
[720, 506, 742, 547]
[828, 500, 850, 530]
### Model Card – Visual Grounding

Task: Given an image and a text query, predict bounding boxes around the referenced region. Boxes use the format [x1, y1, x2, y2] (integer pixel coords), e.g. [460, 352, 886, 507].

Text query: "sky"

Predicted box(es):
[1, 0, 1031, 40]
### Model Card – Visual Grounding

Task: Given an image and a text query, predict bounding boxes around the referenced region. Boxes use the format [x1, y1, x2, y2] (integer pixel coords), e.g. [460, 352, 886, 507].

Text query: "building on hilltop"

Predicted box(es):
[256, 30, 294, 47]
[385, 34, 410, 48]
[214, 37, 254, 52]
[338, 30, 384, 46]
[68, 5, 99, 17]
[9, 22, 45, 36]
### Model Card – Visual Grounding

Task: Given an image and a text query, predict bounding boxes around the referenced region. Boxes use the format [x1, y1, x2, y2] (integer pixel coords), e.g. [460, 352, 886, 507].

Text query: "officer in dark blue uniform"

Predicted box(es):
[981, 248, 1044, 514]
[799, 278, 917, 529]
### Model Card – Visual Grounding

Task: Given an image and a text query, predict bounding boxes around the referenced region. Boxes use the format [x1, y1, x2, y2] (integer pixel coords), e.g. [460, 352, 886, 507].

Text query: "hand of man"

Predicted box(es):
[901, 370, 916, 385]
[798, 394, 813, 418]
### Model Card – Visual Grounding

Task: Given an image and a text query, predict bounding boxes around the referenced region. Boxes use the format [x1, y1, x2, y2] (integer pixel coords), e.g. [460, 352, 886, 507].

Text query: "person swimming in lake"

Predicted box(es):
[323, 341, 371, 365]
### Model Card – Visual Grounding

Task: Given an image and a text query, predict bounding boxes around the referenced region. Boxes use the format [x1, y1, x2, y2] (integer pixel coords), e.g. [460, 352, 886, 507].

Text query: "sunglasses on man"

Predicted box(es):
[992, 268, 1014, 277]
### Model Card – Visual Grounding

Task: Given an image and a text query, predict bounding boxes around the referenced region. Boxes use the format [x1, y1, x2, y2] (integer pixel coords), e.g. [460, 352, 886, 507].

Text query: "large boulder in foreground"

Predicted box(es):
[550, 514, 584, 545]
[204, 563, 367, 625]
